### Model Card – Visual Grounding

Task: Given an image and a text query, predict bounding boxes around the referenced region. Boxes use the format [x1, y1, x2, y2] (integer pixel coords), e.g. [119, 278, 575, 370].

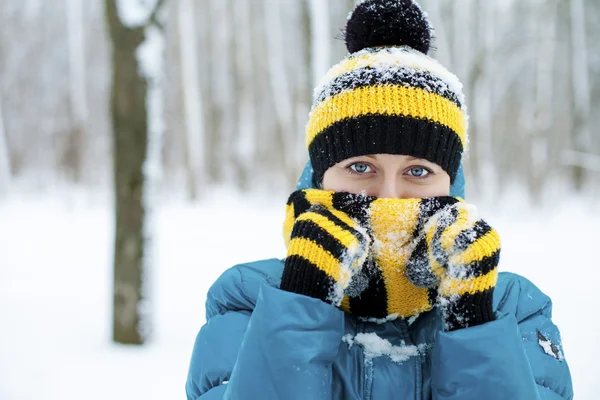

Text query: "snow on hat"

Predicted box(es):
[306, 0, 469, 183]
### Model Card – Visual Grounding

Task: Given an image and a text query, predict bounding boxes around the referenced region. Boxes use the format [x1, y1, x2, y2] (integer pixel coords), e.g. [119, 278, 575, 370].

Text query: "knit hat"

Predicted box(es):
[306, 0, 469, 183]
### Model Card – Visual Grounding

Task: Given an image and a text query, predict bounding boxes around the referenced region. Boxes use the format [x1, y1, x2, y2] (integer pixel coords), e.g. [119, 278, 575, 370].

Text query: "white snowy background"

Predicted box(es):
[0, 188, 598, 399]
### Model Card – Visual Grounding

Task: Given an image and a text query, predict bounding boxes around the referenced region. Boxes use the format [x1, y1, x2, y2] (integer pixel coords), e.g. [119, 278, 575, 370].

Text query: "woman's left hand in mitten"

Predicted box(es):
[406, 198, 501, 331]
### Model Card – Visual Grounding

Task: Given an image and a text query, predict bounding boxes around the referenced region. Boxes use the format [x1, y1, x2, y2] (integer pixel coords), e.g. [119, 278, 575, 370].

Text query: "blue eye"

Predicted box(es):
[407, 167, 430, 178]
[349, 162, 372, 174]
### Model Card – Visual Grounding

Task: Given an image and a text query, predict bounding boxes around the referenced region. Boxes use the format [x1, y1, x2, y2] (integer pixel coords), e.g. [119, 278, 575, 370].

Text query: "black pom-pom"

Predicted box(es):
[345, 0, 432, 54]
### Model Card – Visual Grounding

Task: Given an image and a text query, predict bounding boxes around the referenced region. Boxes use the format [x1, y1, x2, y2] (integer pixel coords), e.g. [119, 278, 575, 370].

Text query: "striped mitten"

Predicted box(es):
[406, 199, 501, 331]
[281, 199, 371, 307]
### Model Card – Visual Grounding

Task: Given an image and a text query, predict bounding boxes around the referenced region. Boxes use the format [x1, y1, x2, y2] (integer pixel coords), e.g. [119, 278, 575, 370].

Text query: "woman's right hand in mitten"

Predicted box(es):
[280, 204, 371, 307]
[405, 197, 501, 331]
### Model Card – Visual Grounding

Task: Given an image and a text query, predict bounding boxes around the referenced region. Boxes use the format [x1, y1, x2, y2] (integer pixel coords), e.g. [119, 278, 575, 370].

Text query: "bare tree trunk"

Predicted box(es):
[209, 0, 236, 183]
[471, 0, 496, 201]
[0, 93, 10, 197]
[65, 0, 87, 183]
[530, 0, 558, 200]
[264, 0, 297, 182]
[105, 0, 165, 345]
[292, 0, 312, 186]
[308, 0, 331, 88]
[178, 0, 203, 200]
[232, 0, 256, 188]
[569, 0, 591, 190]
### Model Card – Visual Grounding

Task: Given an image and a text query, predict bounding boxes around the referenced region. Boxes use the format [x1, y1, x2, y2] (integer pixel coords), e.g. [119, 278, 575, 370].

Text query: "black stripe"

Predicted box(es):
[413, 197, 460, 238]
[308, 206, 365, 245]
[348, 261, 388, 319]
[331, 192, 375, 227]
[280, 255, 336, 303]
[406, 238, 439, 288]
[308, 115, 463, 183]
[450, 222, 499, 277]
[412, 200, 430, 238]
[441, 128, 463, 174]
[427, 288, 438, 310]
[291, 219, 348, 261]
[442, 288, 495, 331]
[453, 221, 493, 252]
[287, 190, 311, 219]
[316, 67, 462, 108]
[458, 251, 500, 278]
[429, 205, 459, 267]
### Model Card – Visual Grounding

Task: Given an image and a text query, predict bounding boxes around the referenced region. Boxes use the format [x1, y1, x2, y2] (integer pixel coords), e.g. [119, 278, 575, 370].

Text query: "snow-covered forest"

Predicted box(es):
[1, 0, 599, 399]
[0, 0, 599, 199]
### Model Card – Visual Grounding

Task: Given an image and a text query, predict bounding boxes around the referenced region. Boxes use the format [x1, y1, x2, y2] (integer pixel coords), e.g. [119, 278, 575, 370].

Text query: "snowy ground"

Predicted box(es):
[0, 188, 598, 399]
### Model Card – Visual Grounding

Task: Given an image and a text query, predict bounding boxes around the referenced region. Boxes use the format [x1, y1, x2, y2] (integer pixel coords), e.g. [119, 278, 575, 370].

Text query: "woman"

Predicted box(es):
[186, 1, 573, 399]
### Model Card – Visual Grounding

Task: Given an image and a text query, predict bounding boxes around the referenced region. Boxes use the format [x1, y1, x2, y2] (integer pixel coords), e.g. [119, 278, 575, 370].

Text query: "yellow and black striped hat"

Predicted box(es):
[306, 0, 469, 183]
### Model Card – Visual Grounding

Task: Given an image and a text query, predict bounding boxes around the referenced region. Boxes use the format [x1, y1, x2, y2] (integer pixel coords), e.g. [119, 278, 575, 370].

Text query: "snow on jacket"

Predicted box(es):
[185, 163, 573, 400]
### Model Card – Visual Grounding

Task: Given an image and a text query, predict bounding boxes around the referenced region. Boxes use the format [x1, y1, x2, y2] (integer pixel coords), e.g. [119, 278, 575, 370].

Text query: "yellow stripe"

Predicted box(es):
[329, 209, 360, 231]
[449, 229, 500, 266]
[304, 189, 360, 230]
[287, 237, 349, 285]
[284, 189, 361, 251]
[428, 255, 446, 280]
[438, 269, 498, 297]
[321, 53, 375, 84]
[368, 198, 434, 316]
[304, 189, 334, 209]
[340, 295, 351, 313]
[283, 203, 295, 248]
[306, 85, 466, 149]
[297, 212, 359, 250]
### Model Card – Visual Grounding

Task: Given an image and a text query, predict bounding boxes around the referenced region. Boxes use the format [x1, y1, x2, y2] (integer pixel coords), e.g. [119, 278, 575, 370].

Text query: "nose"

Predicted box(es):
[376, 176, 410, 199]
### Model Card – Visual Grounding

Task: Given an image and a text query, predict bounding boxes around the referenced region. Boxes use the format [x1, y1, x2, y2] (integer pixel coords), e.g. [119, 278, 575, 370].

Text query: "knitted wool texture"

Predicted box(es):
[306, 0, 469, 183]
[282, 189, 500, 322]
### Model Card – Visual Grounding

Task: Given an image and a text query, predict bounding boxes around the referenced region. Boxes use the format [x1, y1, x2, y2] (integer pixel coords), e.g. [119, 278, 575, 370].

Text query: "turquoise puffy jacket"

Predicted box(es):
[185, 163, 573, 400]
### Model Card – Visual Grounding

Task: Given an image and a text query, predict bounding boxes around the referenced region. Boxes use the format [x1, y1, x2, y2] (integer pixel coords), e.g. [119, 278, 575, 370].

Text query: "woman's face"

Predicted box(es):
[321, 154, 451, 199]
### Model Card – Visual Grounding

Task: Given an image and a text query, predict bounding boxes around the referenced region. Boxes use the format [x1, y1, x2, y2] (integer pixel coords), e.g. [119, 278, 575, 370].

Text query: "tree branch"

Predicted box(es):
[105, 0, 145, 48]
[146, 0, 167, 31]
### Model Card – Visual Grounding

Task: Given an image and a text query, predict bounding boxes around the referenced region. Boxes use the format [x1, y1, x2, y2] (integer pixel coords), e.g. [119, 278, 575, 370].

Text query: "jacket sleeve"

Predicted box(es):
[186, 263, 345, 400]
[430, 273, 573, 400]
[224, 285, 344, 399]
[185, 310, 252, 400]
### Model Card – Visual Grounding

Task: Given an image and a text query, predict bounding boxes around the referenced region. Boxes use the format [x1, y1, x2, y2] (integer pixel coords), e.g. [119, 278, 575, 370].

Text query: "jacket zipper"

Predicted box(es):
[361, 319, 419, 400]
[398, 319, 421, 400]
[357, 320, 374, 400]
